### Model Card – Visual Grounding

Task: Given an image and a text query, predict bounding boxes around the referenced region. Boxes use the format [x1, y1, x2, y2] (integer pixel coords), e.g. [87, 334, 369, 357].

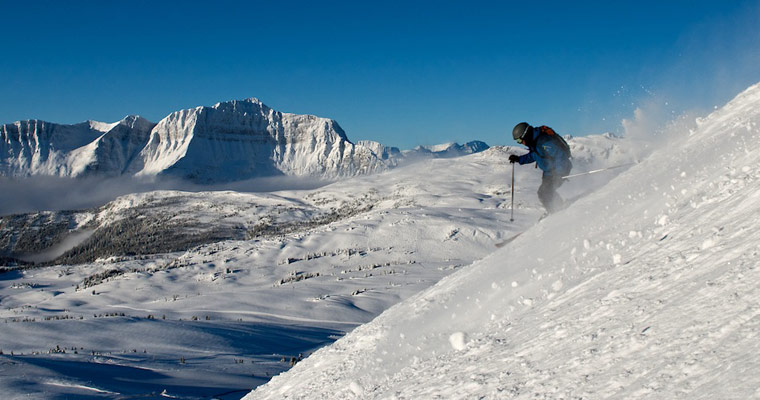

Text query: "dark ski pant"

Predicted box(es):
[538, 174, 565, 213]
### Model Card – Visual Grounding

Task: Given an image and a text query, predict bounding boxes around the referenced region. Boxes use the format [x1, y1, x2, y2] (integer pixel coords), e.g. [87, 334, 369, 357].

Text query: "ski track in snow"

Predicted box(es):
[245, 83, 760, 399]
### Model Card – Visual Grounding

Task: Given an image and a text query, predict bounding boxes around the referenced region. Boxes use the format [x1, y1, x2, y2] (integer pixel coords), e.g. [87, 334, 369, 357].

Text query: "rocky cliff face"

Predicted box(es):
[137, 98, 388, 182]
[0, 116, 155, 178]
[1, 120, 103, 176]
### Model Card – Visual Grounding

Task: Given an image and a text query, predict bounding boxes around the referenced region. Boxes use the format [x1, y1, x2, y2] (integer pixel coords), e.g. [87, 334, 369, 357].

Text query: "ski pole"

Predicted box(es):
[510, 162, 515, 222]
[562, 162, 637, 179]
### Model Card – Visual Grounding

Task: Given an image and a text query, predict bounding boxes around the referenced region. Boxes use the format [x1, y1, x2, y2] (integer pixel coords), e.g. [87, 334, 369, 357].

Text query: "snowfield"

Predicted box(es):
[246, 84, 760, 399]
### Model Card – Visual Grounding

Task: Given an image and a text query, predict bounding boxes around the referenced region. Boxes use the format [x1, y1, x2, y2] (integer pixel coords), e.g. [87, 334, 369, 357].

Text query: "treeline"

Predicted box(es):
[248, 203, 374, 239]
[0, 210, 80, 255]
[53, 214, 244, 265]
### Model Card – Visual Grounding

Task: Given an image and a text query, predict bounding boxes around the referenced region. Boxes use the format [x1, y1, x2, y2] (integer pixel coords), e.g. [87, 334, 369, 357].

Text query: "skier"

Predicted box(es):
[509, 122, 572, 214]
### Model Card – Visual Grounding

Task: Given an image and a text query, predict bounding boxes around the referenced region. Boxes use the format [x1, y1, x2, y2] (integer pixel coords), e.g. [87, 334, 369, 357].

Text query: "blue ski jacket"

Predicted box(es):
[518, 127, 572, 177]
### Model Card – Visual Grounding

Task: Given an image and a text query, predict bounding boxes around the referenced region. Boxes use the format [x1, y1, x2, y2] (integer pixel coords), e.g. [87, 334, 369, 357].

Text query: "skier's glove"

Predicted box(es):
[509, 155, 520, 164]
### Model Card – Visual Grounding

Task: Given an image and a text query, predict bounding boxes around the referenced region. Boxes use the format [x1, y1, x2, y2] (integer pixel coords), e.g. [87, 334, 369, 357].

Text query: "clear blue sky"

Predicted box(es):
[1, 0, 759, 148]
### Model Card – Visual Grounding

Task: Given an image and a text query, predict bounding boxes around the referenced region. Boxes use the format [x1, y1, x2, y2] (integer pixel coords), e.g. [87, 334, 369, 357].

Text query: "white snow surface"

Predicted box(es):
[246, 84, 760, 399]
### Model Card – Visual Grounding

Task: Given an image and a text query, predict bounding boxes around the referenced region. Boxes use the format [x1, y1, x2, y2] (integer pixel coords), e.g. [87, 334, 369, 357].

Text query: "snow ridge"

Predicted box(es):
[246, 83, 760, 399]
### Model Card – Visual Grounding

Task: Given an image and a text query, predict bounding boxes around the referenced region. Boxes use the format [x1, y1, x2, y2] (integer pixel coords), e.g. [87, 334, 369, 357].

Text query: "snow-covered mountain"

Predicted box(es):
[1, 99, 413, 182]
[246, 84, 760, 399]
[406, 140, 490, 158]
[0, 117, 153, 177]
[136, 99, 391, 182]
[355, 140, 403, 167]
[350, 139, 491, 167]
[1, 99, 494, 183]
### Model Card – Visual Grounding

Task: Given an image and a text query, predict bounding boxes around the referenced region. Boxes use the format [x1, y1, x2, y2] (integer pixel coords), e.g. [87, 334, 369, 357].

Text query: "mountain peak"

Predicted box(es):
[408, 141, 490, 158]
[87, 119, 119, 133]
[118, 115, 155, 130]
[242, 97, 264, 104]
[211, 97, 269, 111]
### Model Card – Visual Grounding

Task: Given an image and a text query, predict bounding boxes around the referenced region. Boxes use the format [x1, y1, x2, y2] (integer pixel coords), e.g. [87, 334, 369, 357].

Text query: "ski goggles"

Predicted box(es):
[515, 125, 530, 144]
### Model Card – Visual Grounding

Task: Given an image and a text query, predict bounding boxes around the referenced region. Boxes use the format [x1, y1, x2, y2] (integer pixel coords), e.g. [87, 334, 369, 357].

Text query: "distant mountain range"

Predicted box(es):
[0, 99, 489, 182]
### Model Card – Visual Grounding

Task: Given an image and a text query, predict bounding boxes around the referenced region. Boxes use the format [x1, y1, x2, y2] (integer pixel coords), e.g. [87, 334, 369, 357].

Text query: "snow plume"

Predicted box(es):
[618, 1, 760, 160]
[620, 96, 701, 161]
[653, 1, 760, 114]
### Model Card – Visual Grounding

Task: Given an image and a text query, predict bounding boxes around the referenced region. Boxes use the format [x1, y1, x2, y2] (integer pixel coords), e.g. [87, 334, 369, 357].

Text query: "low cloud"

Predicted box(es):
[0, 175, 329, 216]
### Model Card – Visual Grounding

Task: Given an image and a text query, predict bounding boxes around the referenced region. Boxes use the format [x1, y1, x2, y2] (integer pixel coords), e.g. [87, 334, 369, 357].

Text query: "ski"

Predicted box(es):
[495, 232, 523, 248]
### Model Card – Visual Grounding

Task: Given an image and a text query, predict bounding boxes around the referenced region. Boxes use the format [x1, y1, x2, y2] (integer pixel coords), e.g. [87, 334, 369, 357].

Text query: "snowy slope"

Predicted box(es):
[246, 84, 760, 399]
[74, 115, 155, 176]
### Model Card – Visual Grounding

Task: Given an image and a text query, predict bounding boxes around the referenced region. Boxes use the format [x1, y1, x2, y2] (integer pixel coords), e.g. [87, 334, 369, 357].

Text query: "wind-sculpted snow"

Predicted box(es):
[246, 83, 760, 399]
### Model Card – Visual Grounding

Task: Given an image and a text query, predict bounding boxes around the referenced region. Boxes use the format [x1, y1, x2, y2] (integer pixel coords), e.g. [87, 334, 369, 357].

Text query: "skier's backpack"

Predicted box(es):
[538, 125, 571, 157]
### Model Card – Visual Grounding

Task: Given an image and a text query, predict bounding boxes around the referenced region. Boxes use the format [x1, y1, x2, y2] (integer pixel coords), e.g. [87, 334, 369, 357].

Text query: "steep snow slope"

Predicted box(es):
[247, 84, 760, 399]
[74, 115, 155, 176]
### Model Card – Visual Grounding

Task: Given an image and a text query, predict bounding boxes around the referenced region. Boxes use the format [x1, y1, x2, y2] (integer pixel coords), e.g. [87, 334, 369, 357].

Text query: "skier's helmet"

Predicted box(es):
[512, 122, 532, 142]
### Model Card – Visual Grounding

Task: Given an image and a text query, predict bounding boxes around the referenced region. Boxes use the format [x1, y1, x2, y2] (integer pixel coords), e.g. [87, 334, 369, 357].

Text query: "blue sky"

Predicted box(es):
[1, 0, 759, 148]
